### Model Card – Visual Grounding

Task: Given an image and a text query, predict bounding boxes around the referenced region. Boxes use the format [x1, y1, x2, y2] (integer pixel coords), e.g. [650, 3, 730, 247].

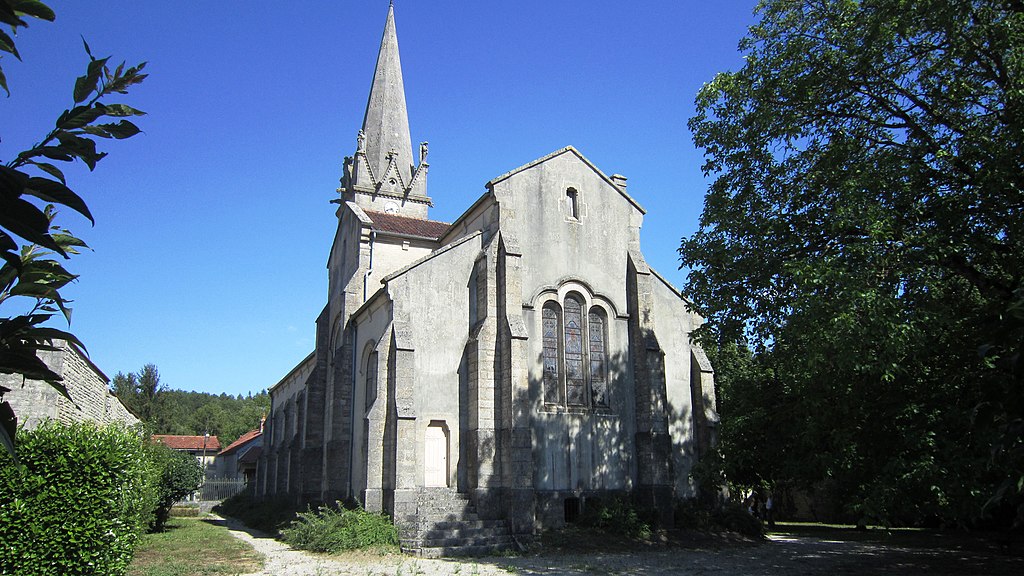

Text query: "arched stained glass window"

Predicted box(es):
[542, 302, 562, 404]
[564, 295, 586, 405]
[589, 308, 608, 407]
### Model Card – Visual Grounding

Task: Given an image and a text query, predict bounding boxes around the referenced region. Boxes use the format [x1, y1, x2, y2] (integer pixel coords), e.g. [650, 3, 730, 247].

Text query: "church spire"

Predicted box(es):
[362, 2, 413, 186]
[343, 2, 430, 218]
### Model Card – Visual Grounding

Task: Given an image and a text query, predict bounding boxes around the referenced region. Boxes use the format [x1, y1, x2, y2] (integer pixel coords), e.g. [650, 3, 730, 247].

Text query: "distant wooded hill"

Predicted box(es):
[109, 364, 269, 447]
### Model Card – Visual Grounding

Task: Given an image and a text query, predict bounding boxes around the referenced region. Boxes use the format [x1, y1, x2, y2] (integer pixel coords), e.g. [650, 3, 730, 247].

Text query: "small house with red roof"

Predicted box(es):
[212, 421, 263, 483]
[152, 434, 221, 471]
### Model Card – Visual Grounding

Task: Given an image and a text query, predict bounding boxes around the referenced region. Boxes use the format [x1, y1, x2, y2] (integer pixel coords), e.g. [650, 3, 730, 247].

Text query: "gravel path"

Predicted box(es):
[214, 516, 1024, 576]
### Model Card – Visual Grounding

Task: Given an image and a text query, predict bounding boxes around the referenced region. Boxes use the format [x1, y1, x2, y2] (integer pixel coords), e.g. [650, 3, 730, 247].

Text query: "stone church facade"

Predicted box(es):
[257, 4, 717, 554]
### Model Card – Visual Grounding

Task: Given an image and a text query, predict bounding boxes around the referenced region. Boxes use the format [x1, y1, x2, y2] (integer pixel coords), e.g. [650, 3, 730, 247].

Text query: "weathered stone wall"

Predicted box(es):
[384, 232, 483, 492]
[261, 352, 315, 498]
[0, 341, 139, 430]
[490, 148, 643, 316]
[647, 269, 715, 499]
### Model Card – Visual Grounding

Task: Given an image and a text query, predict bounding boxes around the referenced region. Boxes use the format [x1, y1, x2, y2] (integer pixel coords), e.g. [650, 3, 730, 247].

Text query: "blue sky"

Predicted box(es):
[2, 1, 757, 396]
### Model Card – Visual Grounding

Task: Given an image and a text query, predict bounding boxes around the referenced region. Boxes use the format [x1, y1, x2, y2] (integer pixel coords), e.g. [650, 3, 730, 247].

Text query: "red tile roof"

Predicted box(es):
[364, 210, 450, 240]
[152, 434, 221, 452]
[218, 428, 262, 456]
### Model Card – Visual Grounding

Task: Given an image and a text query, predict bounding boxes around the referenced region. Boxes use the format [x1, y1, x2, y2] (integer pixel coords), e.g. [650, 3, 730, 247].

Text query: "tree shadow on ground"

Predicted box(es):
[442, 525, 1024, 576]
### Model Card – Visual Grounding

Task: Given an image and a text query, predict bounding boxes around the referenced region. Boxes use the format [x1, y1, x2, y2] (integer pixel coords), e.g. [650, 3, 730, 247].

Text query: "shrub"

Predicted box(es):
[147, 442, 203, 531]
[214, 491, 297, 534]
[674, 497, 715, 531]
[281, 503, 399, 553]
[711, 501, 764, 538]
[674, 497, 765, 538]
[0, 421, 155, 576]
[580, 496, 653, 540]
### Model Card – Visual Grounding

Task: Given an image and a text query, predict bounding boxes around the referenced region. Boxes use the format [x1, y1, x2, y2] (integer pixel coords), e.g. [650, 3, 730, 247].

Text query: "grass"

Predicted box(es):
[128, 517, 263, 576]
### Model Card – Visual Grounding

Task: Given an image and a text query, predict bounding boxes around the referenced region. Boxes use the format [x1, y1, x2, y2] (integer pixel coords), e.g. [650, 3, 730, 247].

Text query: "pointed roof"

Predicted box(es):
[486, 146, 646, 214]
[361, 3, 414, 186]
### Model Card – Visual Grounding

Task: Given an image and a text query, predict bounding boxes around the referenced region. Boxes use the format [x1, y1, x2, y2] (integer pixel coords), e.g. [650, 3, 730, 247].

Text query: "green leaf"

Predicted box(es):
[16, 257, 78, 288]
[24, 177, 94, 223]
[57, 105, 105, 130]
[0, 197, 64, 255]
[80, 35, 93, 58]
[0, 348, 63, 384]
[50, 233, 88, 250]
[11, 1, 56, 22]
[73, 56, 108, 104]
[29, 162, 66, 185]
[94, 120, 140, 139]
[10, 281, 61, 299]
[54, 132, 106, 170]
[0, 4, 25, 28]
[23, 326, 85, 352]
[0, 232, 18, 272]
[0, 65, 8, 96]
[0, 314, 52, 340]
[0, 28, 21, 60]
[101, 103, 146, 117]
[0, 164, 31, 199]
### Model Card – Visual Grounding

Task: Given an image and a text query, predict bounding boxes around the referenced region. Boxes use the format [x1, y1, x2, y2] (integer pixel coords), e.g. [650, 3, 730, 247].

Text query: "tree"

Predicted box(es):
[146, 442, 203, 532]
[111, 363, 164, 423]
[0, 0, 147, 455]
[682, 0, 1023, 526]
[109, 367, 270, 445]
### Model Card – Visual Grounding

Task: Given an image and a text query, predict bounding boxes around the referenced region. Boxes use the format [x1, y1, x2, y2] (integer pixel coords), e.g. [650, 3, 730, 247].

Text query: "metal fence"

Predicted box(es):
[196, 476, 249, 502]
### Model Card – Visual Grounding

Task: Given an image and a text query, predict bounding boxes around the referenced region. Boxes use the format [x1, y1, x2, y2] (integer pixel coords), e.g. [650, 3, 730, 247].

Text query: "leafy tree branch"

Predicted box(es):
[0, 0, 147, 457]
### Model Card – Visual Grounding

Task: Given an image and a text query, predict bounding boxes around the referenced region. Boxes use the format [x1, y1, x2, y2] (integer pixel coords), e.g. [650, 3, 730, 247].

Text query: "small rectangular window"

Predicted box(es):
[566, 188, 579, 220]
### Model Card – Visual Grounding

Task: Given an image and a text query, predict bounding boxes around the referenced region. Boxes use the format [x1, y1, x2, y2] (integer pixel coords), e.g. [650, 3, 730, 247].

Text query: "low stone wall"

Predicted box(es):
[0, 340, 139, 430]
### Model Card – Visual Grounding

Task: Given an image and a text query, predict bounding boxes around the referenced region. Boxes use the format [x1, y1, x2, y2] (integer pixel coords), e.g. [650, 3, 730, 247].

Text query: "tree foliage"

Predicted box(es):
[146, 442, 202, 532]
[112, 364, 269, 446]
[0, 0, 146, 456]
[682, 0, 1023, 526]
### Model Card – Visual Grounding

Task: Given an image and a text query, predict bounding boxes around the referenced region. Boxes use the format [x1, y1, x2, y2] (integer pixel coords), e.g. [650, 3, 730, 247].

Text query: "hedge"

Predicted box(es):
[0, 421, 156, 576]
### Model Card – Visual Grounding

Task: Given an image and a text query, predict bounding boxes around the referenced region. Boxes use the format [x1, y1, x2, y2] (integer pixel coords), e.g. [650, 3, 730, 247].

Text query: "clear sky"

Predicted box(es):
[2, 1, 758, 396]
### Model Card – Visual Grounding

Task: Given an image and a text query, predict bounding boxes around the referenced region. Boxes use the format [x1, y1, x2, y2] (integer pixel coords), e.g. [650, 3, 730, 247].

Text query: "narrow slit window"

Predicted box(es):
[365, 351, 378, 410]
[566, 188, 579, 220]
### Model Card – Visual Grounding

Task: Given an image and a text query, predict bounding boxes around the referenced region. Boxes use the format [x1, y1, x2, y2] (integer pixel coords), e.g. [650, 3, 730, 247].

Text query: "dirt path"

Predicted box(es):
[214, 516, 1024, 576]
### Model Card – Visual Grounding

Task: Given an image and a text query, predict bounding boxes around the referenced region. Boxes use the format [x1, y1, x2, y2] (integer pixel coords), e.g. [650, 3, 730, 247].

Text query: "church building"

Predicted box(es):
[257, 4, 718, 555]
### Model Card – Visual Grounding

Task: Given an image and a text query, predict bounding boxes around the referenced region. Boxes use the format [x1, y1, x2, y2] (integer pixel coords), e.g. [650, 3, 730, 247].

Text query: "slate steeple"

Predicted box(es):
[342, 2, 431, 219]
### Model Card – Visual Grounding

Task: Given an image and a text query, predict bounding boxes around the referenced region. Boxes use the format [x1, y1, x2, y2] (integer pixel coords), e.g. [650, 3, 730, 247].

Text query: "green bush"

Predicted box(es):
[674, 497, 715, 530]
[0, 421, 155, 576]
[214, 491, 297, 534]
[711, 501, 764, 538]
[674, 497, 765, 538]
[580, 496, 653, 540]
[147, 442, 203, 531]
[281, 503, 399, 553]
